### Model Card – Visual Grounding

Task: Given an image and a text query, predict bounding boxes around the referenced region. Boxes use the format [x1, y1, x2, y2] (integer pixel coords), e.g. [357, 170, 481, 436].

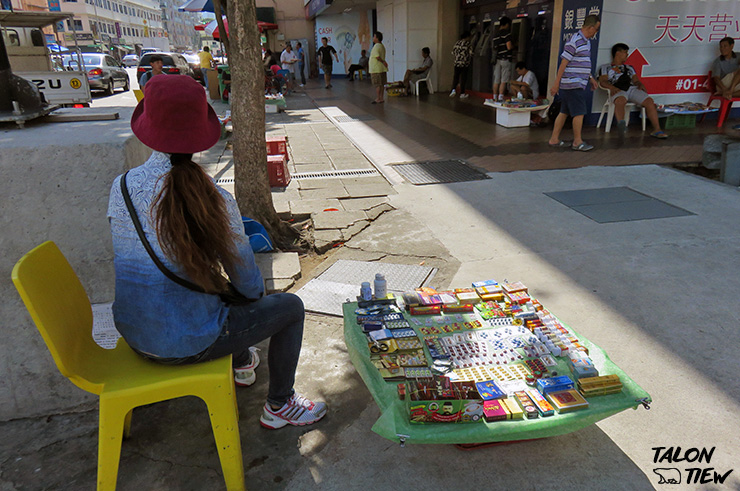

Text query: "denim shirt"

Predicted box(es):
[107, 152, 265, 358]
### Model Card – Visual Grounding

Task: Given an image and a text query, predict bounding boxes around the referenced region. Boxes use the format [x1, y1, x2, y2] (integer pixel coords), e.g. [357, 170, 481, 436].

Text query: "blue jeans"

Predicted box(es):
[297, 63, 306, 85]
[201, 68, 209, 89]
[138, 293, 305, 407]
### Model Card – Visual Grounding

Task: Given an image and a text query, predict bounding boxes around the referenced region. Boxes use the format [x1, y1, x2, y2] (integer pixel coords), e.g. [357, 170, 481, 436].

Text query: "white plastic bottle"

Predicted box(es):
[374, 273, 387, 299]
[360, 282, 372, 301]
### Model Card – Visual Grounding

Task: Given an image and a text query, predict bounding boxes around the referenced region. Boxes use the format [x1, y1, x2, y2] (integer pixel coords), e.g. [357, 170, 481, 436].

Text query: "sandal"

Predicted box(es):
[571, 142, 594, 152]
[651, 131, 668, 139]
[548, 140, 570, 148]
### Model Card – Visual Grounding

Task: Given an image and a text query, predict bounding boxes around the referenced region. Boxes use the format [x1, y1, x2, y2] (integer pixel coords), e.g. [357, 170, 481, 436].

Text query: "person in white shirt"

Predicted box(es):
[510, 62, 539, 100]
[280, 44, 298, 90]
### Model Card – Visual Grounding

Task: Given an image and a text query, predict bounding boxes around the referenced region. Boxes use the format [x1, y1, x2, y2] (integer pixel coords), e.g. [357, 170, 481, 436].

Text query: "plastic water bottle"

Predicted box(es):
[517, 91, 523, 100]
[374, 273, 387, 299]
[360, 282, 372, 301]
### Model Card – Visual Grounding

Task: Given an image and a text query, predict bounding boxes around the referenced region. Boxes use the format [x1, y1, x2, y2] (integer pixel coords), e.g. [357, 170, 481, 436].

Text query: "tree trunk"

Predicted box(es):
[229, 0, 298, 249]
[212, 0, 230, 56]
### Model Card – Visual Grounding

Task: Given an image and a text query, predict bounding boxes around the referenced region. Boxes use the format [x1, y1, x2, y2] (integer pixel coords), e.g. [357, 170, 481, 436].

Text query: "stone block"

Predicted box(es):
[341, 219, 370, 241]
[312, 210, 367, 230]
[365, 202, 395, 221]
[254, 252, 301, 281]
[266, 278, 296, 293]
[343, 183, 396, 197]
[340, 197, 389, 211]
[300, 187, 349, 200]
[290, 199, 343, 216]
[314, 228, 344, 243]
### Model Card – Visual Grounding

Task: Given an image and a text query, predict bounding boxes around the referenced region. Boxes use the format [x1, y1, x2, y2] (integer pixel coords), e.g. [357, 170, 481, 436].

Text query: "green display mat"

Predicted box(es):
[342, 302, 651, 445]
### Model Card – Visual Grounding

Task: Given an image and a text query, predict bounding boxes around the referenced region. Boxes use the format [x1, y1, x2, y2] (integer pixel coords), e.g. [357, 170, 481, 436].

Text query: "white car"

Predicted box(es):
[122, 54, 139, 67]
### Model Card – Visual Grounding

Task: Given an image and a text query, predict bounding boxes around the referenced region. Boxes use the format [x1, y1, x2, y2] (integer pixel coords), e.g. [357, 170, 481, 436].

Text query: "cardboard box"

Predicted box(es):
[267, 154, 290, 187]
[206, 69, 220, 100]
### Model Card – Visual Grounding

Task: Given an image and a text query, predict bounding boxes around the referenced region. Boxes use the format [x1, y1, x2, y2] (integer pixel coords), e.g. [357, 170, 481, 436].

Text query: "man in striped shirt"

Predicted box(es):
[548, 14, 601, 152]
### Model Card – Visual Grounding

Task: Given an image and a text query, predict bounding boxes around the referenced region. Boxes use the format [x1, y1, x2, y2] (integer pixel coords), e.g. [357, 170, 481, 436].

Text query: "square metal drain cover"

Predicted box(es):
[333, 115, 376, 123]
[296, 260, 437, 316]
[545, 187, 694, 223]
[390, 160, 490, 185]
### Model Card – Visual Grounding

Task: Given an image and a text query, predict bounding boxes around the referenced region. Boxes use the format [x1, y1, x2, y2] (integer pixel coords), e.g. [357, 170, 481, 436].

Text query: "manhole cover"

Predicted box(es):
[292, 169, 380, 180]
[390, 160, 490, 185]
[333, 115, 376, 123]
[545, 187, 694, 223]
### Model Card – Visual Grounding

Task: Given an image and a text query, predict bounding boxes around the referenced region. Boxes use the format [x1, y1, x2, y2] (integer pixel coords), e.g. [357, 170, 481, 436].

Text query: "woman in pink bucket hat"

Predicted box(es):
[107, 75, 327, 429]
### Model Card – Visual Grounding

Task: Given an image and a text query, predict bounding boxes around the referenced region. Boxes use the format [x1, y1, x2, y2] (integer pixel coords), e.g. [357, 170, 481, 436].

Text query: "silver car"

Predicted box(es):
[123, 54, 139, 67]
[61, 53, 129, 95]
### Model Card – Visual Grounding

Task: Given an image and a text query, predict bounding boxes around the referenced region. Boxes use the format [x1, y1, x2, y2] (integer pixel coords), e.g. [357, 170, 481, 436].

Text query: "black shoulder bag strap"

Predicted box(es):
[120, 170, 208, 294]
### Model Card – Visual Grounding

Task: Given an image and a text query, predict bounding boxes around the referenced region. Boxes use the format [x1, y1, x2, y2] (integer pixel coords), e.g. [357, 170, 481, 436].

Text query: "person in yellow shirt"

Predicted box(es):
[369, 31, 388, 104]
[198, 47, 215, 89]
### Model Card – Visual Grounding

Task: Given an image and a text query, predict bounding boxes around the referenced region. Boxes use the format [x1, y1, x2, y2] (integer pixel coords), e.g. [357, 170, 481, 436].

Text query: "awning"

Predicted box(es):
[178, 0, 213, 13]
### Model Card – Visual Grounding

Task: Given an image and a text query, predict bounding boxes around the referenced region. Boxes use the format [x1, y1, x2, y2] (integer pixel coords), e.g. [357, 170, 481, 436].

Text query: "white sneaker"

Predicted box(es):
[299, 84, 305, 87]
[460, 93, 469, 99]
[234, 347, 260, 387]
[260, 393, 328, 429]
[449, 90, 456, 97]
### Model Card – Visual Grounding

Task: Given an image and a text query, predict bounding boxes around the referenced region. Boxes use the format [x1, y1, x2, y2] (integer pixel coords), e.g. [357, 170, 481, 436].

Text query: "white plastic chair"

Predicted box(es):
[596, 84, 646, 132]
[410, 71, 434, 96]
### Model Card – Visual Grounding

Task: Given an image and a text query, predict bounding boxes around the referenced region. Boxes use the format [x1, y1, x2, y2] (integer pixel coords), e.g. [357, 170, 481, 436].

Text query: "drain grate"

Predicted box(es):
[390, 159, 490, 185]
[296, 260, 437, 316]
[292, 169, 380, 180]
[545, 187, 695, 223]
[333, 115, 376, 123]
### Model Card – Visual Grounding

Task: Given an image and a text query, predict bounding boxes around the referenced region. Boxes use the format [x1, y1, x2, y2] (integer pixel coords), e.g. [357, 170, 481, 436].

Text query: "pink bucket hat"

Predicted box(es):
[131, 75, 221, 154]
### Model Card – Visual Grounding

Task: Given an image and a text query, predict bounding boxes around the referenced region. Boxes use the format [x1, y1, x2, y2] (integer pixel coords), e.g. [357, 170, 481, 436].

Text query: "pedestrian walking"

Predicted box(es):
[280, 43, 298, 91]
[296, 42, 306, 86]
[198, 46, 215, 90]
[450, 31, 473, 99]
[139, 54, 164, 88]
[548, 14, 601, 152]
[317, 37, 339, 89]
[108, 75, 328, 429]
[369, 31, 388, 104]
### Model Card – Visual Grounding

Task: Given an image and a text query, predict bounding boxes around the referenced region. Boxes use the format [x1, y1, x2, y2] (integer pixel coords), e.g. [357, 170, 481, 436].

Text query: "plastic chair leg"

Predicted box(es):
[123, 409, 133, 440]
[597, 103, 607, 129]
[427, 79, 433, 94]
[717, 100, 731, 127]
[203, 383, 245, 491]
[605, 105, 615, 132]
[97, 399, 129, 490]
[641, 107, 647, 132]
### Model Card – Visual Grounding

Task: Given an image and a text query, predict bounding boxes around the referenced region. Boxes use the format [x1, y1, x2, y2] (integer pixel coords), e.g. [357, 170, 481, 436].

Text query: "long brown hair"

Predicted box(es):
[152, 153, 241, 293]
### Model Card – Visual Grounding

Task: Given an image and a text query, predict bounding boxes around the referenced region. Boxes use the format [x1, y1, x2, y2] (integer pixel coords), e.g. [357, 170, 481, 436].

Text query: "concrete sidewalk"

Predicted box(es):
[2, 80, 740, 491]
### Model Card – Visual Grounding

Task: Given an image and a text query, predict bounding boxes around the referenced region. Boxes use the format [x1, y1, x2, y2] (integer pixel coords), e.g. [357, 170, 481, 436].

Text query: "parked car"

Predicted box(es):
[122, 54, 139, 67]
[136, 52, 195, 86]
[182, 53, 204, 84]
[139, 47, 158, 57]
[60, 52, 129, 95]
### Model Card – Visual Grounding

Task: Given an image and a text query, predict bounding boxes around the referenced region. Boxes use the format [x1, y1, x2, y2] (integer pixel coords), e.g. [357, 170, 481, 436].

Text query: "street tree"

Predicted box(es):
[226, 0, 300, 248]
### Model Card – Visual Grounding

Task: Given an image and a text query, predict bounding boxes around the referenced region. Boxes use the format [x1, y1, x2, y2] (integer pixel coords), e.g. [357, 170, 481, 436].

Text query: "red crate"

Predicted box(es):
[266, 136, 288, 159]
[267, 154, 291, 187]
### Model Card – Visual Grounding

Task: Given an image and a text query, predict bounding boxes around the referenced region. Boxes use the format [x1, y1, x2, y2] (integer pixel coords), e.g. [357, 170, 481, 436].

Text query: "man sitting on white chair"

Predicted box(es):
[402, 47, 433, 95]
[598, 43, 667, 139]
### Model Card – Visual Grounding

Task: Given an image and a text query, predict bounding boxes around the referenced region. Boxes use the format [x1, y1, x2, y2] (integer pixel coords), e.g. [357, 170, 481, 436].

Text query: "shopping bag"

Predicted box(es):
[242, 217, 274, 253]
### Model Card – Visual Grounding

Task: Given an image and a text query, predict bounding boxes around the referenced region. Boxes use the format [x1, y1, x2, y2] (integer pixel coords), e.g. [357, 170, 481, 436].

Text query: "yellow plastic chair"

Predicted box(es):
[11, 241, 245, 491]
[134, 89, 144, 102]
